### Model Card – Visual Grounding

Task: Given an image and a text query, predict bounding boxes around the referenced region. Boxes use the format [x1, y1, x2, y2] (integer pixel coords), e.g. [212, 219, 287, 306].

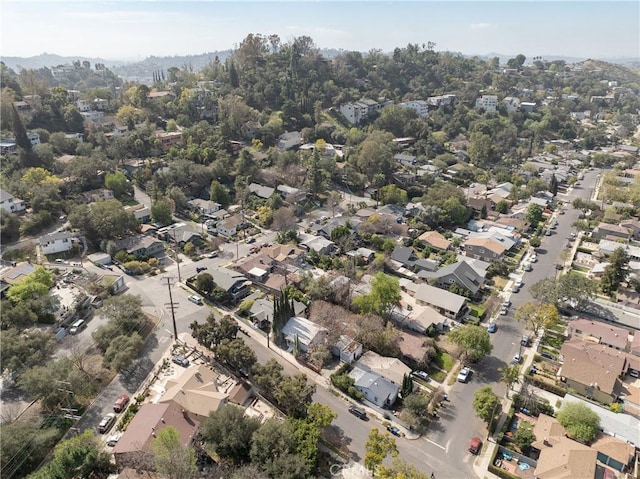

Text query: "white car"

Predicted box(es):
[411, 370, 430, 381]
[530, 254, 537, 263]
[512, 354, 522, 364]
[457, 367, 471, 383]
[106, 433, 122, 447]
[188, 295, 203, 305]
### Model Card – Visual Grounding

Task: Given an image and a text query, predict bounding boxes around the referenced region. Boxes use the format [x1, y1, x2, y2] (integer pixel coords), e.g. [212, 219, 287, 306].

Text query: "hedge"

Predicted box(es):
[526, 376, 567, 397]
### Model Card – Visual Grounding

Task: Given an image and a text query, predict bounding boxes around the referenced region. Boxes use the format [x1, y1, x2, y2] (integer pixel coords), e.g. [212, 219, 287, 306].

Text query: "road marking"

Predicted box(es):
[425, 438, 446, 450]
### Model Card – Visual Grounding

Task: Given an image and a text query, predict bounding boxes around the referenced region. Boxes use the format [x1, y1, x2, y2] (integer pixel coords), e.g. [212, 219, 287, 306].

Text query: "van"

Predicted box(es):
[69, 319, 86, 335]
[521, 335, 530, 347]
[468, 437, 482, 455]
[348, 405, 368, 420]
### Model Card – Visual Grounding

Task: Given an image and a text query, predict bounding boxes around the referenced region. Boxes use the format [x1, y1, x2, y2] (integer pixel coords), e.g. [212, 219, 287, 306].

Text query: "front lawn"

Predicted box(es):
[467, 303, 487, 319]
[433, 351, 455, 372]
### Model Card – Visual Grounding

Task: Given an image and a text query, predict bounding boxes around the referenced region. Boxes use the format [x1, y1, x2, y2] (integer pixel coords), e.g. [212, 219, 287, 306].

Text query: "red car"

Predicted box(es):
[113, 394, 130, 413]
[468, 437, 482, 455]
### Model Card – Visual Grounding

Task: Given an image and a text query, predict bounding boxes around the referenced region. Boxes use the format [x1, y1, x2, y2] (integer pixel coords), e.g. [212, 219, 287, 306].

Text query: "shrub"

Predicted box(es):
[122, 260, 151, 275]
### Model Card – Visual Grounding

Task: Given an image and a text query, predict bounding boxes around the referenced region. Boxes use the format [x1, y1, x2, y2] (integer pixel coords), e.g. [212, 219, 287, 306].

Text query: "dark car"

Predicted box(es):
[348, 405, 368, 420]
[386, 425, 401, 437]
[196, 266, 208, 273]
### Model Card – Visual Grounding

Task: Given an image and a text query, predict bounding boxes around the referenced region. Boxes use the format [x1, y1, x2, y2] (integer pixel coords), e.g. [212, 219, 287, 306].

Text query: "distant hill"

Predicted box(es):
[1, 53, 126, 71]
[576, 59, 640, 84]
[110, 51, 233, 81]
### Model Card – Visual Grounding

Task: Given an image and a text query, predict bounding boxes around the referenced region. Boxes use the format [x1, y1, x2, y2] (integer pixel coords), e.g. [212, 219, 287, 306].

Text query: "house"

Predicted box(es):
[395, 303, 449, 333]
[427, 94, 456, 107]
[114, 235, 164, 258]
[112, 401, 201, 469]
[356, 351, 411, 387]
[559, 340, 628, 404]
[80, 188, 114, 203]
[390, 245, 438, 273]
[216, 216, 243, 238]
[277, 184, 304, 201]
[464, 237, 506, 263]
[158, 223, 202, 246]
[398, 100, 429, 118]
[467, 197, 494, 214]
[531, 414, 598, 479]
[503, 96, 520, 113]
[248, 182, 275, 199]
[155, 131, 182, 150]
[417, 231, 451, 251]
[281, 316, 327, 353]
[412, 283, 467, 318]
[277, 131, 302, 151]
[592, 222, 631, 242]
[420, 260, 485, 296]
[394, 153, 417, 168]
[262, 243, 306, 267]
[620, 219, 640, 239]
[332, 335, 363, 364]
[188, 199, 221, 216]
[346, 247, 376, 264]
[39, 232, 75, 255]
[598, 240, 640, 261]
[80, 110, 104, 123]
[563, 394, 640, 450]
[124, 204, 151, 223]
[520, 102, 536, 112]
[249, 296, 307, 328]
[0, 188, 26, 213]
[27, 132, 40, 146]
[0, 262, 36, 285]
[159, 364, 230, 419]
[349, 365, 399, 408]
[339, 100, 381, 125]
[209, 268, 251, 302]
[300, 235, 336, 255]
[76, 99, 92, 112]
[566, 319, 630, 351]
[0, 139, 17, 154]
[475, 95, 498, 112]
[87, 252, 112, 266]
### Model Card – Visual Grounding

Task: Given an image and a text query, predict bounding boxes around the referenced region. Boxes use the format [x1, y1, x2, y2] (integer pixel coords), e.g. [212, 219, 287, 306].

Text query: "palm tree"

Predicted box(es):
[499, 365, 521, 398]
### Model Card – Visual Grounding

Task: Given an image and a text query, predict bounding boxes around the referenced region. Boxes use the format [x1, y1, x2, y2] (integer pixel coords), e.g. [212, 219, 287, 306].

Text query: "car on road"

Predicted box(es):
[457, 367, 471, 383]
[105, 433, 122, 447]
[502, 299, 511, 308]
[386, 425, 401, 437]
[500, 307, 508, 315]
[98, 413, 117, 433]
[196, 266, 208, 273]
[411, 370, 429, 381]
[205, 251, 218, 258]
[512, 354, 522, 364]
[559, 210, 565, 215]
[570, 232, 576, 238]
[530, 254, 537, 263]
[487, 323, 497, 333]
[69, 319, 86, 335]
[512, 284, 520, 293]
[113, 394, 129, 413]
[521, 335, 530, 347]
[348, 405, 368, 420]
[468, 437, 482, 455]
[172, 355, 189, 367]
[188, 295, 203, 305]
[524, 263, 532, 272]
[544, 229, 551, 236]
[246, 237, 256, 244]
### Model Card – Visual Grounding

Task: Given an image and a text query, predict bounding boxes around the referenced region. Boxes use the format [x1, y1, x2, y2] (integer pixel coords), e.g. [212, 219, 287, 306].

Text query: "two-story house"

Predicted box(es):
[398, 100, 429, 118]
[209, 268, 251, 303]
[0, 188, 26, 213]
[464, 237, 506, 263]
[39, 232, 75, 255]
[188, 199, 221, 217]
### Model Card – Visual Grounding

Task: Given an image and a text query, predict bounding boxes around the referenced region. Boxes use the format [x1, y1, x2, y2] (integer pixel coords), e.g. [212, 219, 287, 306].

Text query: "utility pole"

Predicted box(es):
[162, 277, 179, 341]
[171, 229, 182, 283]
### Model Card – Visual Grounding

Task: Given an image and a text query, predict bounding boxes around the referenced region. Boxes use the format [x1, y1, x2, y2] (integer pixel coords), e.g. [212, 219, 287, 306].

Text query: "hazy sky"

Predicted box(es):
[2, 1, 638, 60]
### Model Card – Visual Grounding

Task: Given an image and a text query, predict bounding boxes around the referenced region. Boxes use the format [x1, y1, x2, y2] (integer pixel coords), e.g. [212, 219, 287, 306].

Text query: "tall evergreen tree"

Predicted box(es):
[229, 61, 239, 88]
[549, 174, 558, 197]
[11, 104, 31, 152]
[400, 373, 413, 398]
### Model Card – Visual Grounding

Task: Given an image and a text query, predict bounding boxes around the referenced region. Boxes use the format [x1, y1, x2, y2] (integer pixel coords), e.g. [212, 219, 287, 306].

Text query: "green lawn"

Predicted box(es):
[433, 351, 455, 372]
[426, 368, 447, 383]
[468, 303, 487, 319]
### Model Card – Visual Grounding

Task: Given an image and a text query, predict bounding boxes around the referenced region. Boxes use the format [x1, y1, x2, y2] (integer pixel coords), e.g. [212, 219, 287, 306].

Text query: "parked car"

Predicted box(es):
[411, 370, 429, 381]
[172, 355, 189, 367]
[113, 394, 129, 413]
[386, 425, 401, 437]
[544, 229, 551, 236]
[106, 433, 122, 447]
[246, 237, 256, 244]
[540, 352, 555, 360]
[69, 319, 86, 335]
[468, 437, 482, 455]
[502, 299, 512, 308]
[196, 266, 208, 273]
[206, 251, 218, 258]
[487, 323, 497, 333]
[512, 284, 520, 293]
[188, 295, 203, 305]
[457, 367, 471, 383]
[348, 405, 368, 420]
[530, 254, 537, 263]
[524, 263, 532, 272]
[521, 335, 530, 347]
[500, 307, 508, 316]
[512, 354, 522, 364]
[98, 413, 117, 434]
[628, 369, 639, 378]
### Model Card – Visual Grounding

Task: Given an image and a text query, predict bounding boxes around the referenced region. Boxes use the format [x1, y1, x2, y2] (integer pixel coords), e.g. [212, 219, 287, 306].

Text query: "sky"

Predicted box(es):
[1, 1, 639, 61]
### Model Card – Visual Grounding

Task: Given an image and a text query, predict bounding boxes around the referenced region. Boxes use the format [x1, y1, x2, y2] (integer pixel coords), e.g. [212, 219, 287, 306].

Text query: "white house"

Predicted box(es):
[476, 95, 498, 112]
[399, 100, 429, 119]
[339, 101, 369, 125]
[281, 316, 327, 353]
[76, 99, 92, 112]
[27, 132, 41, 146]
[39, 232, 75, 255]
[189, 199, 221, 216]
[80, 111, 104, 123]
[520, 102, 536, 113]
[349, 365, 399, 408]
[503, 97, 520, 113]
[0, 188, 26, 213]
[427, 94, 456, 107]
[216, 216, 243, 238]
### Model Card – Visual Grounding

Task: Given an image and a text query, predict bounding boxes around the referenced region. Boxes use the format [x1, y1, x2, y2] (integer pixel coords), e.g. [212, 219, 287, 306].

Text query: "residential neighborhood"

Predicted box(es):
[1, 21, 640, 479]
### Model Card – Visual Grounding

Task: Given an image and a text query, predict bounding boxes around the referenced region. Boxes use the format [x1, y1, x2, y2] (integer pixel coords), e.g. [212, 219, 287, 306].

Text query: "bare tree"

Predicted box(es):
[272, 206, 297, 232]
